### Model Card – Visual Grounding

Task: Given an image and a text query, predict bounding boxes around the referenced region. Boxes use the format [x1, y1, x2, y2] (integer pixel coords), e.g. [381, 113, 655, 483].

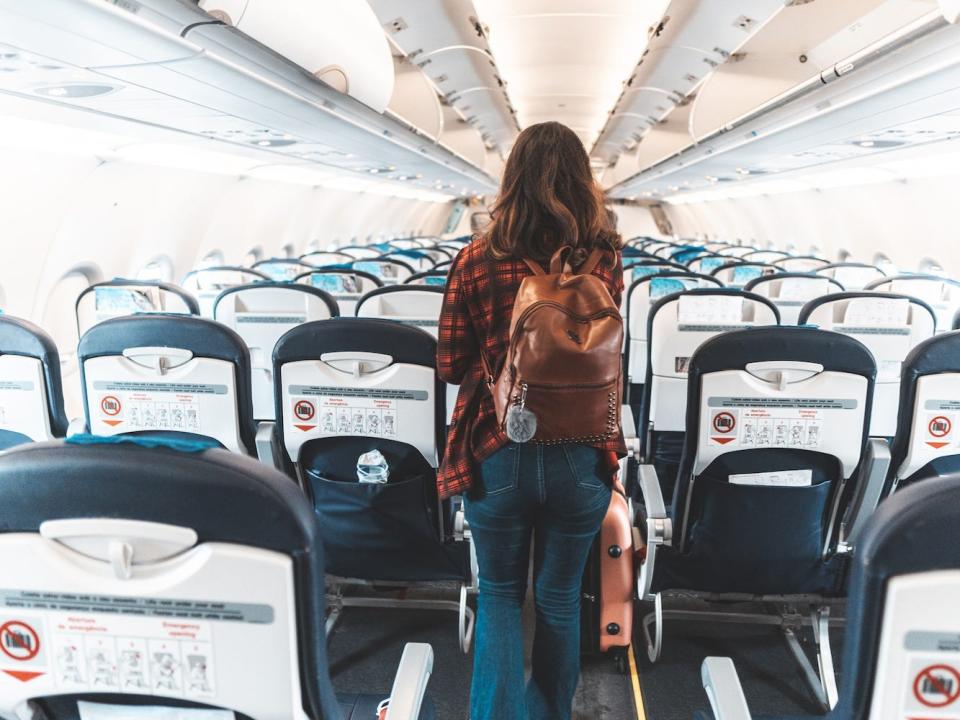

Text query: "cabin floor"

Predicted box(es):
[327, 589, 843, 719]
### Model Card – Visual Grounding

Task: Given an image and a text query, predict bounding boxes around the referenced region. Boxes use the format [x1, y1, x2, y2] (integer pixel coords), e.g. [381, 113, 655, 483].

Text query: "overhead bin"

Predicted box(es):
[607, 13, 960, 199]
[367, 0, 519, 154]
[438, 105, 487, 169]
[688, 0, 933, 140]
[197, 0, 394, 112]
[388, 57, 445, 141]
[592, 0, 788, 165]
[0, 0, 497, 195]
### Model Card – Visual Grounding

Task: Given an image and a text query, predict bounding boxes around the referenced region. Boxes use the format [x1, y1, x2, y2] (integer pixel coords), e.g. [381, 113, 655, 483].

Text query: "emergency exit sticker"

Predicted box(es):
[926, 413, 955, 450]
[902, 631, 960, 719]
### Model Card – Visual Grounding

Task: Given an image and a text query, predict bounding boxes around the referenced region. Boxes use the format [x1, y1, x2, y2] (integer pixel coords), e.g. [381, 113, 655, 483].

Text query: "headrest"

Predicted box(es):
[627, 271, 722, 299]
[865, 273, 960, 292]
[0, 315, 60, 367]
[78, 280, 200, 315]
[687, 325, 876, 381]
[356, 284, 445, 306]
[901, 330, 960, 382]
[294, 268, 384, 288]
[0, 440, 311, 551]
[78, 314, 250, 365]
[745, 272, 845, 294]
[273, 317, 437, 368]
[798, 291, 937, 327]
[0, 316, 68, 436]
[213, 281, 340, 317]
[181, 266, 270, 286]
[77, 315, 256, 453]
[648, 287, 782, 327]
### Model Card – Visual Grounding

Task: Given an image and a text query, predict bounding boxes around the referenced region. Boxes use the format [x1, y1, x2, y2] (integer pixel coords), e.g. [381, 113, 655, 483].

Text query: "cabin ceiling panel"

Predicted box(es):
[607, 23, 960, 200]
[472, 0, 667, 151]
[689, 0, 934, 141]
[592, 0, 787, 165]
[367, 0, 518, 152]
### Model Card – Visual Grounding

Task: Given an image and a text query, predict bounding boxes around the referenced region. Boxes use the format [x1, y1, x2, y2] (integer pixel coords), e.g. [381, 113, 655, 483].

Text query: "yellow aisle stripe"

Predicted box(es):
[628, 643, 647, 720]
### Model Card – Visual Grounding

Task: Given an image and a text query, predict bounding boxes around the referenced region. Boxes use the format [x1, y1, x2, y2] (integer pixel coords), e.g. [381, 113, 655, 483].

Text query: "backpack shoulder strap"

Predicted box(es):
[577, 248, 605, 276]
[523, 258, 546, 276]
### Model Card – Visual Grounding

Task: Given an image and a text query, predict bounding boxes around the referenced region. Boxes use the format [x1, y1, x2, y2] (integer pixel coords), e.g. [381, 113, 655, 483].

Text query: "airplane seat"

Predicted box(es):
[212, 282, 339, 421]
[272, 318, 474, 652]
[798, 292, 936, 438]
[351, 259, 415, 286]
[687, 254, 728, 276]
[885, 330, 960, 494]
[865, 273, 960, 334]
[0, 437, 434, 720]
[639, 326, 877, 710]
[772, 256, 830, 274]
[335, 245, 382, 260]
[252, 259, 318, 282]
[76, 280, 200, 337]
[815, 262, 885, 291]
[77, 315, 258, 456]
[744, 272, 845, 325]
[180, 266, 271, 318]
[0, 316, 68, 450]
[699, 473, 960, 720]
[641, 289, 780, 500]
[354, 286, 444, 337]
[405, 271, 448, 287]
[300, 250, 356, 267]
[295, 268, 383, 316]
[623, 272, 723, 429]
[380, 251, 435, 274]
[711, 262, 778, 288]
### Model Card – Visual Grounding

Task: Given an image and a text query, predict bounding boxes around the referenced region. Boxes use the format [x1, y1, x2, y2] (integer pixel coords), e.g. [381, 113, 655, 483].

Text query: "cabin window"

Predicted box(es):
[136, 255, 174, 283]
[197, 250, 225, 269]
[919, 257, 945, 276]
[873, 252, 897, 275]
[42, 267, 99, 364]
[243, 246, 264, 267]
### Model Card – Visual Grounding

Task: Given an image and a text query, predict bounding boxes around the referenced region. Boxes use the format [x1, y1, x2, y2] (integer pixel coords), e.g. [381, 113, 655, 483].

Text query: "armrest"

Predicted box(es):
[842, 438, 891, 546]
[622, 405, 641, 460]
[255, 421, 279, 469]
[384, 642, 434, 720]
[66, 417, 88, 438]
[639, 464, 667, 520]
[701, 657, 752, 720]
[637, 464, 671, 600]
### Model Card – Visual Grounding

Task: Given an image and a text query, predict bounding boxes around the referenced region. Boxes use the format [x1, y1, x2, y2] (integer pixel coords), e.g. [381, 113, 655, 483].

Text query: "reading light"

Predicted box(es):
[33, 83, 118, 99]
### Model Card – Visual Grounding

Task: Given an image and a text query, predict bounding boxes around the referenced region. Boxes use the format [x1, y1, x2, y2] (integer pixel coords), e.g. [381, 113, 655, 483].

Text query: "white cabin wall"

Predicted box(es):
[0, 146, 454, 323]
[662, 175, 960, 273]
[611, 204, 662, 240]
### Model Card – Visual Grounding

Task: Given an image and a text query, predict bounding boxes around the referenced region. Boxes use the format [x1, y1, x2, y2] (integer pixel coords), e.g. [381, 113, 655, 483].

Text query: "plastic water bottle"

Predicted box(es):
[357, 449, 389, 484]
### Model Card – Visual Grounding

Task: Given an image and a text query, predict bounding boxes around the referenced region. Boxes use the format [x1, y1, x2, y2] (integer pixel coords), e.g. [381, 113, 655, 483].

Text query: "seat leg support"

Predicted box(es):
[326, 590, 476, 654]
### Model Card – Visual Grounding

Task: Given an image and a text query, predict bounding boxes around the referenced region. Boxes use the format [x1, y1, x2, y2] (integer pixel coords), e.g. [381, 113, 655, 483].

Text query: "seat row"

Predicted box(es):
[5, 315, 959, 718]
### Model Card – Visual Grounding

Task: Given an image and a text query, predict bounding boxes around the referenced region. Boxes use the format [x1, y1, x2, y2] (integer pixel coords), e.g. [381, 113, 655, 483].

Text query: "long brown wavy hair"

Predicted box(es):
[484, 121, 622, 263]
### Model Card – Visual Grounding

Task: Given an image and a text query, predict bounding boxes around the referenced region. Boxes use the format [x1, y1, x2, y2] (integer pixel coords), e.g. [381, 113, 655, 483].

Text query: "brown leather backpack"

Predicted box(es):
[482, 246, 623, 443]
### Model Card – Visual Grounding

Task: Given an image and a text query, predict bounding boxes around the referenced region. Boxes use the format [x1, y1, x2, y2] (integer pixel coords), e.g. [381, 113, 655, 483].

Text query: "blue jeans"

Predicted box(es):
[465, 443, 612, 720]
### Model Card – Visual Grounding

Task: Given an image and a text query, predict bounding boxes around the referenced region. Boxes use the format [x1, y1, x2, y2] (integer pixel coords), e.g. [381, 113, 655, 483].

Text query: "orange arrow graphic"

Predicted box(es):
[295, 425, 316, 432]
[711, 437, 736, 445]
[102, 420, 123, 427]
[2, 670, 43, 682]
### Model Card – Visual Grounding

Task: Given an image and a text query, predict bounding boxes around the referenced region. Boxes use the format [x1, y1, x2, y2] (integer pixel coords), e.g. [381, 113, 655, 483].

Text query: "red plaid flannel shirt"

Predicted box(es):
[436, 237, 626, 499]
